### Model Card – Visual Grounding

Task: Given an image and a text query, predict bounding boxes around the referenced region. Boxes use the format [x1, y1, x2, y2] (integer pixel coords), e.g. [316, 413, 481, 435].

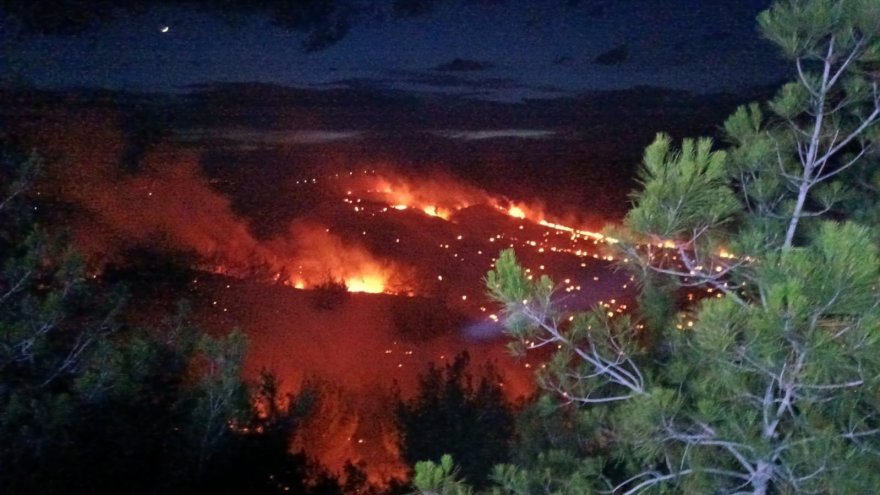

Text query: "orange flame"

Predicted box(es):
[499, 201, 614, 242]
[348, 172, 490, 221]
[271, 224, 409, 295]
[423, 205, 452, 220]
[343, 274, 387, 294]
[507, 205, 526, 219]
[345, 170, 617, 242]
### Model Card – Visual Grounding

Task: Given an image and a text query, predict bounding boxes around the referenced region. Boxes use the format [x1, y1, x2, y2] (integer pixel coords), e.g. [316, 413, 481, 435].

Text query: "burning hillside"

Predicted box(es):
[277, 166, 621, 299]
[17, 109, 640, 484]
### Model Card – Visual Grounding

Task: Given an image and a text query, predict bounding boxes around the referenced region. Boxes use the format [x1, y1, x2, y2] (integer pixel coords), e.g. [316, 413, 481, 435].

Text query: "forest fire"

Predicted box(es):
[8, 0, 874, 492]
[244, 167, 627, 303]
[20, 116, 637, 484]
[24, 110, 615, 304]
[174, 165, 625, 301]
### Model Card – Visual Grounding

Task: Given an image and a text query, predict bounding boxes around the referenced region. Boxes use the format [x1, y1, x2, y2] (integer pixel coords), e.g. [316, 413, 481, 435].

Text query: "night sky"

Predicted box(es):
[4, 0, 788, 100]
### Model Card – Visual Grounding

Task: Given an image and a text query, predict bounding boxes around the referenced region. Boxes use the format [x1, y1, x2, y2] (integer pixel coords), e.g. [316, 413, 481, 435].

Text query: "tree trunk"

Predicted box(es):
[751, 461, 773, 495]
[784, 181, 811, 249]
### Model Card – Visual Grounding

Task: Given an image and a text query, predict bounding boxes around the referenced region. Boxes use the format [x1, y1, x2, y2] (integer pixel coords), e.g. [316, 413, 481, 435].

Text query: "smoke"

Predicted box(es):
[23, 112, 250, 264]
[24, 110, 410, 294]
[68, 151, 277, 271]
[462, 320, 505, 341]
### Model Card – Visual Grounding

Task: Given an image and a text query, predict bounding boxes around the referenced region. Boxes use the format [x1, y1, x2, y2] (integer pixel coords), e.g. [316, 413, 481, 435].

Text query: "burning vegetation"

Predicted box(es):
[13, 108, 645, 485]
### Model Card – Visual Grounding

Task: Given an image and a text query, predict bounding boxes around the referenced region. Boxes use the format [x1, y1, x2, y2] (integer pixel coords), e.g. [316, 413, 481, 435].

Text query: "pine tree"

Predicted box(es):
[479, 1, 880, 494]
[395, 352, 515, 489]
[0, 149, 129, 493]
[0, 147, 337, 494]
[412, 455, 474, 495]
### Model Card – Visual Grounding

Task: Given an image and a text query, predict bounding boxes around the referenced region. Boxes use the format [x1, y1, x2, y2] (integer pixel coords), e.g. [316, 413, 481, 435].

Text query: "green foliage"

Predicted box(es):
[0, 148, 351, 494]
[625, 133, 738, 240]
[730, 0, 880, 251]
[768, 81, 810, 119]
[186, 329, 252, 474]
[487, 249, 557, 353]
[413, 455, 474, 495]
[758, 0, 880, 60]
[475, 1, 880, 493]
[489, 249, 647, 406]
[489, 395, 609, 495]
[490, 451, 604, 495]
[508, 395, 593, 466]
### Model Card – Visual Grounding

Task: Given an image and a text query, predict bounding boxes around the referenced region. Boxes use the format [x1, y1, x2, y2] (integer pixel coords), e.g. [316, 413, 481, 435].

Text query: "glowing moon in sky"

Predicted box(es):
[160, 26, 170, 33]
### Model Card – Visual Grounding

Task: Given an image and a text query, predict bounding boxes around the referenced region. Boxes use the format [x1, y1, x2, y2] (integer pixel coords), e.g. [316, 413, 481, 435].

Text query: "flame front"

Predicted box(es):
[347, 170, 614, 242]
[353, 173, 488, 220]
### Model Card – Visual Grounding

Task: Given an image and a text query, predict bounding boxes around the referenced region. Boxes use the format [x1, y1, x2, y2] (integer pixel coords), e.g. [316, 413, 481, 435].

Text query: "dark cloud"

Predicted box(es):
[4, 0, 788, 96]
[322, 71, 570, 102]
[299, 16, 351, 52]
[384, 68, 572, 94]
[553, 55, 575, 67]
[594, 44, 629, 66]
[391, 0, 447, 18]
[0, 0, 505, 52]
[434, 58, 495, 72]
[338, 72, 514, 90]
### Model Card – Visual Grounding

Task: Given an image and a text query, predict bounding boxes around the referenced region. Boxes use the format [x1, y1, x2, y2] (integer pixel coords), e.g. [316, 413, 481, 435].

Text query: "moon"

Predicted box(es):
[160, 25, 170, 33]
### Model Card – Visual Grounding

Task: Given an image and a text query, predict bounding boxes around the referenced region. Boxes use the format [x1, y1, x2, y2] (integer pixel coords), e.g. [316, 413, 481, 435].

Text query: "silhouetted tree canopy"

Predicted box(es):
[395, 352, 515, 489]
[0, 142, 358, 495]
